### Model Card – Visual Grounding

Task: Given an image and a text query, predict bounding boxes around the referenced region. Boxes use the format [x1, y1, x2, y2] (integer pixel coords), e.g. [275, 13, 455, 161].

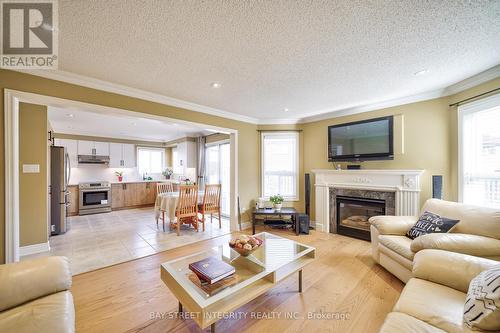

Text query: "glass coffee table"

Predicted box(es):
[160, 232, 316, 332]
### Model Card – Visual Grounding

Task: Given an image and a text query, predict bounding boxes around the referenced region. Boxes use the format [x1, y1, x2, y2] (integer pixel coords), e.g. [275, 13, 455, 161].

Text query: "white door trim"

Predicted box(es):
[4, 89, 239, 263]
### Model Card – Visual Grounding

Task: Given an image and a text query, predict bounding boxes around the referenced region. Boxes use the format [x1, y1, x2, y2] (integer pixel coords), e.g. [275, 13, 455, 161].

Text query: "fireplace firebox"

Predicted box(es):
[336, 196, 385, 241]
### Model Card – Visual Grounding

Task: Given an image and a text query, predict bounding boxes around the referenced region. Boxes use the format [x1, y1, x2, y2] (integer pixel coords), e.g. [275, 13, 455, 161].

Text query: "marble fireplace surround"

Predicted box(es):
[312, 169, 424, 233]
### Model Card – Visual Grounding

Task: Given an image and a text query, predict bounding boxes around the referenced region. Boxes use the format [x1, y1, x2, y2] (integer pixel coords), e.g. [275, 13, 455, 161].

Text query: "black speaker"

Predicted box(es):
[298, 214, 310, 234]
[432, 175, 443, 199]
[305, 173, 311, 216]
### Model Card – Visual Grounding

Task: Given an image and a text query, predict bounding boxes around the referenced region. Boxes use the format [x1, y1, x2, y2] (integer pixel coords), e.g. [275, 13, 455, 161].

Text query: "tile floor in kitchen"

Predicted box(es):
[22, 207, 230, 275]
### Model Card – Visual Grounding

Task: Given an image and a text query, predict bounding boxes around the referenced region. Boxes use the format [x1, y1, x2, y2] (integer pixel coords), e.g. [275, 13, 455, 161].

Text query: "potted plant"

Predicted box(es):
[270, 194, 284, 211]
[115, 171, 123, 182]
[162, 167, 173, 179]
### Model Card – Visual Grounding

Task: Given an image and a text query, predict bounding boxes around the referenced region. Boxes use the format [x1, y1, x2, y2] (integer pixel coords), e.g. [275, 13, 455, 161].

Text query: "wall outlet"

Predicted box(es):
[22, 164, 40, 173]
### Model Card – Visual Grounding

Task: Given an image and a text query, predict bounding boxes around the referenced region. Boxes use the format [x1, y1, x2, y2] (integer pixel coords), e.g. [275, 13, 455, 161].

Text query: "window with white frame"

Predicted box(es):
[137, 147, 165, 175]
[261, 132, 299, 200]
[459, 94, 500, 209]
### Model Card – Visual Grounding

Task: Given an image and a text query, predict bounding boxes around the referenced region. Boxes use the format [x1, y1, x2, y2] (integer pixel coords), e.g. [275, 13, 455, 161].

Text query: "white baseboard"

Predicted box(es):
[315, 222, 325, 232]
[20, 242, 50, 257]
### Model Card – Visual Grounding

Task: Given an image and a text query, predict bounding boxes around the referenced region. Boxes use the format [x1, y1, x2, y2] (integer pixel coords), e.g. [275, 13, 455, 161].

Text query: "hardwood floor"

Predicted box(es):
[71, 227, 403, 333]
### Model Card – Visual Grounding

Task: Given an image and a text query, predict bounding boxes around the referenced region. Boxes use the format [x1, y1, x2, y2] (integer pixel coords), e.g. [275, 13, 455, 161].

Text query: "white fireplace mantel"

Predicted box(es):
[312, 169, 424, 233]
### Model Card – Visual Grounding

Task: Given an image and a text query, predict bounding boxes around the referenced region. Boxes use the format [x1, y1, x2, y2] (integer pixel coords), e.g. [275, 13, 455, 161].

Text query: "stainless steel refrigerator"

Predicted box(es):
[50, 146, 71, 235]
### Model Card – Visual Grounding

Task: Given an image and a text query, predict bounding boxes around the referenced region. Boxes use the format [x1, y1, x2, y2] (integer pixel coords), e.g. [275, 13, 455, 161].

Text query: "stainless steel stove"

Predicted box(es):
[78, 181, 112, 215]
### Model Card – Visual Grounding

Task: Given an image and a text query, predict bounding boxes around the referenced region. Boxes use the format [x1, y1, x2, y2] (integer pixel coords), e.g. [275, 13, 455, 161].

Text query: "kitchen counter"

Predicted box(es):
[68, 180, 178, 186]
[111, 180, 179, 185]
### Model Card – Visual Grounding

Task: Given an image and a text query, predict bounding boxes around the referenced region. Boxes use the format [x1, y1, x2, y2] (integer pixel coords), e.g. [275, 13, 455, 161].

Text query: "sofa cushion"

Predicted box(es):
[0, 291, 74, 333]
[379, 312, 447, 333]
[394, 278, 468, 333]
[421, 199, 500, 240]
[464, 264, 500, 331]
[406, 211, 459, 240]
[378, 235, 415, 260]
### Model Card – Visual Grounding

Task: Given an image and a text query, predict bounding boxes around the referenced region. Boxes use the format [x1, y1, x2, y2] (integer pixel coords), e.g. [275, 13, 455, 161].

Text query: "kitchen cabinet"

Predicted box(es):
[110, 182, 157, 210]
[67, 185, 79, 216]
[111, 184, 125, 209]
[110, 143, 136, 168]
[122, 144, 135, 167]
[175, 141, 197, 177]
[78, 140, 109, 156]
[54, 138, 78, 167]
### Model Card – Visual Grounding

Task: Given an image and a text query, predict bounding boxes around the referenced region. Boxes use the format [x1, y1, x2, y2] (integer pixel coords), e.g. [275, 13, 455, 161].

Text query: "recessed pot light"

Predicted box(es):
[210, 82, 221, 88]
[414, 69, 429, 76]
[66, 113, 74, 117]
[284, 108, 289, 112]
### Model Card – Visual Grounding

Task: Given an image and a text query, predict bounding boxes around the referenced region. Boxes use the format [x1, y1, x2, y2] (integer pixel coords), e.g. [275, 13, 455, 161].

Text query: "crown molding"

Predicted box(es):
[294, 65, 500, 123]
[15, 64, 499, 125]
[14, 69, 260, 124]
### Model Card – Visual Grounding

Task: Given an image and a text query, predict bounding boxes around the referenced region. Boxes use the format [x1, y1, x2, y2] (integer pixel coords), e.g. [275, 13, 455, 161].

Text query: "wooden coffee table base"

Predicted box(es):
[176, 269, 304, 333]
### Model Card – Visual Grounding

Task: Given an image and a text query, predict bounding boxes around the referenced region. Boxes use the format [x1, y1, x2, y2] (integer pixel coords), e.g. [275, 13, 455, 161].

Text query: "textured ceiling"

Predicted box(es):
[48, 106, 208, 142]
[56, 0, 500, 121]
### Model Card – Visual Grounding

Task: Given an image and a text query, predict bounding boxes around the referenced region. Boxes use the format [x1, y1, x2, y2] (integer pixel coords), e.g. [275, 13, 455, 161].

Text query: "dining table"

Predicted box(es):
[154, 191, 205, 223]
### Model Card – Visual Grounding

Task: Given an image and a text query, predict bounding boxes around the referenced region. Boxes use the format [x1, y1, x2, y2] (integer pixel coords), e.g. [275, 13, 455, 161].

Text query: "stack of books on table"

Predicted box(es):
[189, 257, 236, 285]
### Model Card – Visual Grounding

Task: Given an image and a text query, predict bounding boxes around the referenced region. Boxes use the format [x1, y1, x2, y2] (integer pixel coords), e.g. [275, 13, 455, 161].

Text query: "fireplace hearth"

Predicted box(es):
[336, 196, 385, 241]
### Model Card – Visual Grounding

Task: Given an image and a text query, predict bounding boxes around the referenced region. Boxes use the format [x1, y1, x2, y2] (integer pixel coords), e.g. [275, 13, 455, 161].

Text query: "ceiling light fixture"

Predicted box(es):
[210, 82, 221, 88]
[284, 108, 289, 112]
[66, 113, 74, 117]
[414, 69, 429, 76]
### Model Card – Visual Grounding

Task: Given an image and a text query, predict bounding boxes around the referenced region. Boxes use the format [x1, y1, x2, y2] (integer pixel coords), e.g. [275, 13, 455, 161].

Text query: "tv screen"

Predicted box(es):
[328, 116, 393, 161]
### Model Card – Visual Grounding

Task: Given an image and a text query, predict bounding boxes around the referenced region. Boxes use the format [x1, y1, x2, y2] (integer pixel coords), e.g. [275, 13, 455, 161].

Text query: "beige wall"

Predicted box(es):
[303, 98, 451, 220]
[165, 147, 173, 167]
[19, 103, 49, 247]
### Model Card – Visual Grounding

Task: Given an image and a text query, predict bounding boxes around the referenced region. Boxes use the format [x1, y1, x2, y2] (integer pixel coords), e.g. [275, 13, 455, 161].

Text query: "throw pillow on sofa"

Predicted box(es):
[406, 211, 459, 240]
[463, 264, 500, 331]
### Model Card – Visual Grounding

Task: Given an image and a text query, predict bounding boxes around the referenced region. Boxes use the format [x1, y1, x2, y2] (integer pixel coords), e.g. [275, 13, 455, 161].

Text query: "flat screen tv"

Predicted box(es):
[328, 116, 394, 162]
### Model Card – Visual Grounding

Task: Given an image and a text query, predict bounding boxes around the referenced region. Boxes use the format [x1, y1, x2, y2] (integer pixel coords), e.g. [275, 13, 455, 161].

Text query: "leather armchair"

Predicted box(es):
[379, 250, 498, 333]
[370, 199, 500, 283]
[0, 256, 75, 333]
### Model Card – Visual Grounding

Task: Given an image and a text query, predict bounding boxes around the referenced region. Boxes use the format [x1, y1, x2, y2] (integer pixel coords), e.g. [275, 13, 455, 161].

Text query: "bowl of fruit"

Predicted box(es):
[229, 235, 263, 256]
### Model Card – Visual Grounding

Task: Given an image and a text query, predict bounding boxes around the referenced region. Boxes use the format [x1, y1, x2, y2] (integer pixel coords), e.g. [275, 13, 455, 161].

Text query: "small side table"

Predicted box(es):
[252, 208, 299, 235]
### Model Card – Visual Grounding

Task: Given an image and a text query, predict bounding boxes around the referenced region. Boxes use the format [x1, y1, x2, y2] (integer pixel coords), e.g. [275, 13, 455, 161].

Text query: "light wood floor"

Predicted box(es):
[71, 227, 403, 333]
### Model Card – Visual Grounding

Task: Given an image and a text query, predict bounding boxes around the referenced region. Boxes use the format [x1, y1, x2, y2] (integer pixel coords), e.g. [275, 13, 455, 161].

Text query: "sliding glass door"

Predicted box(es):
[205, 142, 230, 216]
[459, 94, 500, 208]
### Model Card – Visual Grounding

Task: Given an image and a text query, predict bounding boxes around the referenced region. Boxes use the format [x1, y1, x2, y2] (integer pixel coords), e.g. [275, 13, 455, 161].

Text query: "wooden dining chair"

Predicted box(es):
[198, 184, 222, 231]
[157, 181, 174, 195]
[157, 181, 175, 229]
[172, 185, 198, 236]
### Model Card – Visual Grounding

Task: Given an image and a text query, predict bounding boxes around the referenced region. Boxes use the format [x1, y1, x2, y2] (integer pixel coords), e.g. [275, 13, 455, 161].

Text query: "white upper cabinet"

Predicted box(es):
[94, 142, 109, 155]
[77, 140, 110, 156]
[77, 140, 94, 155]
[54, 138, 78, 166]
[109, 143, 122, 167]
[122, 144, 136, 168]
[109, 143, 136, 168]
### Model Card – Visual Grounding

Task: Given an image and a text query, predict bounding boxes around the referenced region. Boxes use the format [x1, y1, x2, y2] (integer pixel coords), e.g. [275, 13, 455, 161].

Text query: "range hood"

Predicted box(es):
[78, 155, 110, 165]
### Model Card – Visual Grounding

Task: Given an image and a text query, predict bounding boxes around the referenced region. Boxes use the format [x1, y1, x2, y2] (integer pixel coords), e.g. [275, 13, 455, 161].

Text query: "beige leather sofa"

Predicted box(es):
[0, 256, 75, 333]
[379, 249, 498, 333]
[370, 199, 500, 282]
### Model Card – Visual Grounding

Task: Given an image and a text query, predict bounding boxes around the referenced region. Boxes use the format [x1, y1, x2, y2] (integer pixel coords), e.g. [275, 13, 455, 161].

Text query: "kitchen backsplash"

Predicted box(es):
[69, 165, 164, 184]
